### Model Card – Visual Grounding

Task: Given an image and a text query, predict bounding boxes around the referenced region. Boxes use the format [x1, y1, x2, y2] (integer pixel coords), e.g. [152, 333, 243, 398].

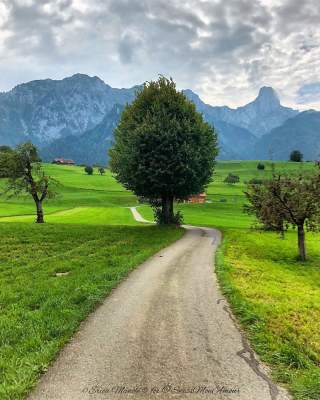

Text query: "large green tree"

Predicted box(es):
[109, 77, 218, 224]
[0, 143, 57, 223]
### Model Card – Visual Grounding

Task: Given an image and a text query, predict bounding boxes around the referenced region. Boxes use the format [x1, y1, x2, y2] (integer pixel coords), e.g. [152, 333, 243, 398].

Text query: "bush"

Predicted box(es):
[153, 208, 184, 225]
[98, 167, 105, 175]
[257, 162, 265, 170]
[84, 165, 93, 175]
[249, 178, 264, 185]
[150, 199, 184, 225]
[224, 173, 240, 185]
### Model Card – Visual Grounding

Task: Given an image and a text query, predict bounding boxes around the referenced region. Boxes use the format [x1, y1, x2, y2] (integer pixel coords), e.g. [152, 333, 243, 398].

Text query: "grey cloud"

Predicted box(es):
[118, 32, 142, 64]
[0, 0, 319, 109]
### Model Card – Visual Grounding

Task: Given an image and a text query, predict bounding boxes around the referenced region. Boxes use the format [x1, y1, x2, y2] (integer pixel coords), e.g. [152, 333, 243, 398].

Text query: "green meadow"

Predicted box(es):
[139, 160, 320, 400]
[0, 165, 184, 399]
[0, 161, 319, 399]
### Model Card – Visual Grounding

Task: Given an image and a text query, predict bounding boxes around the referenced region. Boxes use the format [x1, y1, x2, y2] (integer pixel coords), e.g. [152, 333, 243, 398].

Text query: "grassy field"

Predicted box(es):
[0, 164, 137, 221]
[216, 231, 320, 400]
[0, 165, 184, 400]
[139, 160, 320, 400]
[0, 161, 319, 399]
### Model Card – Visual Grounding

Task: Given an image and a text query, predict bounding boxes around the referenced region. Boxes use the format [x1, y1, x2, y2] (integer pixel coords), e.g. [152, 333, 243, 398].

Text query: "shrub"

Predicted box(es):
[224, 173, 240, 185]
[153, 207, 184, 225]
[149, 198, 184, 226]
[84, 166, 93, 175]
[257, 162, 265, 170]
[249, 178, 264, 185]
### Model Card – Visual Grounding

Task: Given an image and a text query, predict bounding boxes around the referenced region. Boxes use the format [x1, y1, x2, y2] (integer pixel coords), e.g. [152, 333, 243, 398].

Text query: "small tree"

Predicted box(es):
[245, 171, 320, 261]
[244, 181, 286, 237]
[84, 165, 93, 175]
[109, 77, 218, 224]
[224, 173, 240, 185]
[0, 142, 57, 223]
[257, 162, 265, 170]
[98, 167, 105, 176]
[0, 146, 14, 178]
[290, 150, 303, 162]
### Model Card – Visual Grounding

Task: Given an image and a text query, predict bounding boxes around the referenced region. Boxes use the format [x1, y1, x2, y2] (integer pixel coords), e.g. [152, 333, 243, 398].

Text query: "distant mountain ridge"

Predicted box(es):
[0, 74, 319, 164]
[0, 74, 138, 146]
[184, 86, 298, 137]
[255, 110, 320, 160]
[41, 104, 124, 165]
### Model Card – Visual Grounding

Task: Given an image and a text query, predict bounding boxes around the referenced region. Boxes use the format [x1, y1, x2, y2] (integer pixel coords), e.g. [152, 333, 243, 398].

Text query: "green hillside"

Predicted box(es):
[0, 164, 137, 222]
[139, 160, 320, 400]
[0, 160, 313, 224]
[0, 164, 183, 400]
[0, 160, 319, 400]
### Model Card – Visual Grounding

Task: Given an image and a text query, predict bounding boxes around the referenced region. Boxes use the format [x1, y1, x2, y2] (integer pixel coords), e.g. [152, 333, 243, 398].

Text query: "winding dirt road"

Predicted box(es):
[29, 208, 290, 400]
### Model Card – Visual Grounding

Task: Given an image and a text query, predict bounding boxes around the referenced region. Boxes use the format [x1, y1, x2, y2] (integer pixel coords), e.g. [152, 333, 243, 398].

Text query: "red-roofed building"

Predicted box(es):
[187, 193, 206, 204]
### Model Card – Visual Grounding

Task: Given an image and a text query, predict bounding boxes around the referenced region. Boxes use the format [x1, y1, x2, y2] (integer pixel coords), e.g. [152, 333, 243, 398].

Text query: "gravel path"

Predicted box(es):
[29, 209, 290, 400]
[130, 206, 151, 223]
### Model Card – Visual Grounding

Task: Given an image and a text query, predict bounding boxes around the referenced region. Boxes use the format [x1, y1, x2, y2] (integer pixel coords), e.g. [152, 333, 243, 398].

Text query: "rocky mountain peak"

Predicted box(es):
[254, 86, 280, 110]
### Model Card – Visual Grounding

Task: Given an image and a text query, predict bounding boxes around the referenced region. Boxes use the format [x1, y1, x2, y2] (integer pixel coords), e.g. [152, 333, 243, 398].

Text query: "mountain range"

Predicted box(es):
[0, 73, 319, 164]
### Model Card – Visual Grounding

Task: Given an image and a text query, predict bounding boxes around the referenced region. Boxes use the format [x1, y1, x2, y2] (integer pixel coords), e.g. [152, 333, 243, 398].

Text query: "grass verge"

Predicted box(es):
[0, 223, 184, 400]
[215, 230, 320, 400]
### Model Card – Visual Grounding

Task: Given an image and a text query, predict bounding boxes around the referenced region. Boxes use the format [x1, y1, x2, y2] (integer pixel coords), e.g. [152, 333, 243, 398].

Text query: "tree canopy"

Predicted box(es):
[245, 170, 320, 260]
[0, 146, 14, 178]
[290, 150, 303, 162]
[109, 77, 218, 224]
[98, 167, 105, 175]
[84, 165, 93, 175]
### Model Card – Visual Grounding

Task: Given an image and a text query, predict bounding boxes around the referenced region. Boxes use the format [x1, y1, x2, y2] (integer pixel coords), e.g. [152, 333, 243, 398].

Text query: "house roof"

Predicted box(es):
[53, 158, 75, 163]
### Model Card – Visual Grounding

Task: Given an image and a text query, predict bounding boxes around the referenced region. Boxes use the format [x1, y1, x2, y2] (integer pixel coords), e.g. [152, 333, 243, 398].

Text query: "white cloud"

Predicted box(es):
[0, 0, 319, 109]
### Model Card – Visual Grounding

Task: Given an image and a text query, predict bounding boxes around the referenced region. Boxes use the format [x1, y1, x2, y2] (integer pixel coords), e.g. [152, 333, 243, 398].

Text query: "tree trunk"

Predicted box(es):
[162, 195, 174, 224]
[36, 200, 44, 223]
[297, 224, 306, 261]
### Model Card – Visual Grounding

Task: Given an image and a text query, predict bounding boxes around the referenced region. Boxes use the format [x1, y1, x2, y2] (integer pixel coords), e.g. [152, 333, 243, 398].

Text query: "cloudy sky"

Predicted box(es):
[0, 0, 319, 109]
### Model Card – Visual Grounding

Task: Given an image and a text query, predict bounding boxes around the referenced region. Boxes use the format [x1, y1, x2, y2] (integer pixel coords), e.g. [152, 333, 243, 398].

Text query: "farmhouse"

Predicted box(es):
[187, 193, 206, 204]
[52, 158, 75, 166]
